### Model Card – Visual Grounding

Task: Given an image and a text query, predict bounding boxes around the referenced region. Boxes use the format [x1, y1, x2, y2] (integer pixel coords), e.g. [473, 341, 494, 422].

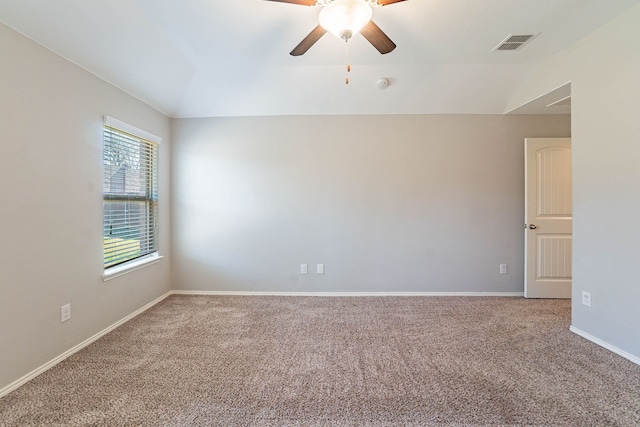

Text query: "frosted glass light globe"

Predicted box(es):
[319, 0, 373, 41]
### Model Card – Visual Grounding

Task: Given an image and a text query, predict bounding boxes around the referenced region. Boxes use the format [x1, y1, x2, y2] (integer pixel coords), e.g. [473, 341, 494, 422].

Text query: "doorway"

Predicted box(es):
[524, 138, 572, 298]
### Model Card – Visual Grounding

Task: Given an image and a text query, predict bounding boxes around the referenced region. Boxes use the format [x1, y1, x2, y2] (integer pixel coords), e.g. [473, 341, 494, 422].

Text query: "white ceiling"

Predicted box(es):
[1, 0, 638, 118]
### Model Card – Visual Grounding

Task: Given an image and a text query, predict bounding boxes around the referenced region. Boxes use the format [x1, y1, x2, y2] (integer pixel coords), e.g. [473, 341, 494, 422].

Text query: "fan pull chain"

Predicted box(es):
[345, 39, 351, 85]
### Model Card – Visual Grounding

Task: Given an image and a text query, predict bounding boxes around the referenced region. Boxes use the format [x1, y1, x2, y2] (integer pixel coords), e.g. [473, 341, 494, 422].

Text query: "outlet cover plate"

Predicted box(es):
[61, 303, 71, 322]
[581, 291, 591, 307]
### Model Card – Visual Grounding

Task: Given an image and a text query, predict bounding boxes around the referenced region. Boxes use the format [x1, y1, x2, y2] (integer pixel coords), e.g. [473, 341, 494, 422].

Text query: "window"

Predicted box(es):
[103, 117, 160, 270]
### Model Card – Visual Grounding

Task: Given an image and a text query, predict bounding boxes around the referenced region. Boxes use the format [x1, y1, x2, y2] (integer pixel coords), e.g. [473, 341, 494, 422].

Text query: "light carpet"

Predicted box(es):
[1, 295, 639, 426]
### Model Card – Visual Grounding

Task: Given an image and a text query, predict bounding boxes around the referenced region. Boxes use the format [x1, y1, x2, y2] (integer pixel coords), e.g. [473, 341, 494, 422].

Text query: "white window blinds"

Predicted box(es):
[103, 118, 159, 269]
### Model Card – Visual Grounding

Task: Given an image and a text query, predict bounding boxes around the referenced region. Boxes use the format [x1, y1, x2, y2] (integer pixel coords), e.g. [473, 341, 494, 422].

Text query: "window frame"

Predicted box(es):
[102, 116, 162, 280]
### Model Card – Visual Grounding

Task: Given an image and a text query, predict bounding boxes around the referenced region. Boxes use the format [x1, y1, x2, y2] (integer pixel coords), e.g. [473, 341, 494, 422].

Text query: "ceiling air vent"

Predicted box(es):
[493, 34, 538, 52]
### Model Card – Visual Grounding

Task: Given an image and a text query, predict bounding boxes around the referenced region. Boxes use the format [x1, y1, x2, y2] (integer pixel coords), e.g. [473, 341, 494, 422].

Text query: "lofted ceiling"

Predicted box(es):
[1, 0, 638, 118]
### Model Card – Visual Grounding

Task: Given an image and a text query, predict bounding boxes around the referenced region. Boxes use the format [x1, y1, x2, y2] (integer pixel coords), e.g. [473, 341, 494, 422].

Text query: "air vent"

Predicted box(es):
[493, 34, 538, 52]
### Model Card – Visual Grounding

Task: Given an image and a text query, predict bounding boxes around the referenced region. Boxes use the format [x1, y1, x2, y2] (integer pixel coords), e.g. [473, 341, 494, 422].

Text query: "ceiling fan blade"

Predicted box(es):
[264, 0, 317, 5]
[360, 20, 396, 54]
[376, 0, 408, 5]
[290, 25, 327, 56]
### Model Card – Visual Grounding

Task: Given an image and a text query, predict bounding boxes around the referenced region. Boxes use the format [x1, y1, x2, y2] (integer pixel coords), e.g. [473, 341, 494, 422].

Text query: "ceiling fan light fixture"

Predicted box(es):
[319, 0, 373, 41]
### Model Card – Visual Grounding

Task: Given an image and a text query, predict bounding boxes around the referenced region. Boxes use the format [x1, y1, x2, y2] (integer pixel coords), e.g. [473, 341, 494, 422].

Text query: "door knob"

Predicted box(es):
[528, 224, 537, 229]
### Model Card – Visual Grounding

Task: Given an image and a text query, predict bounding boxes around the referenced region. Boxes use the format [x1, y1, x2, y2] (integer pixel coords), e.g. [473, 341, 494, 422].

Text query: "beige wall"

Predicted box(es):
[509, 3, 640, 360]
[171, 115, 570, 293]
[0, 24, 172, 391]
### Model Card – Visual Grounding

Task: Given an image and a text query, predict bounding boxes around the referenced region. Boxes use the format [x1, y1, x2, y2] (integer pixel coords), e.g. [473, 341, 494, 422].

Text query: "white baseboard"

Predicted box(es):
[0, 291, 173, 399]
[570, 326, 640, 366]
[172, 290, 525, 297]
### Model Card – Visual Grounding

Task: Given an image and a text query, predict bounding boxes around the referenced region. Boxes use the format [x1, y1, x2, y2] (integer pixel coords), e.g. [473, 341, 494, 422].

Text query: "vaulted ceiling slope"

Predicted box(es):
[1, 0, 638, 118]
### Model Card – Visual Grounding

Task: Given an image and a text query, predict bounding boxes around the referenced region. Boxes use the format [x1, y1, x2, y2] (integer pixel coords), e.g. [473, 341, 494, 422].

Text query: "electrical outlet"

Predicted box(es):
[301, 264, 308, 275]
[61, 303, 71, 322]
[499, 264, 507, 275]
[582, 291, 592, 307]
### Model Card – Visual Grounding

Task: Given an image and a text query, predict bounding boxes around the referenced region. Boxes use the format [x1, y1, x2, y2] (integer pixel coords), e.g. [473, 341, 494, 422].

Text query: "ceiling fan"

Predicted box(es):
[265, 0, 407, 56]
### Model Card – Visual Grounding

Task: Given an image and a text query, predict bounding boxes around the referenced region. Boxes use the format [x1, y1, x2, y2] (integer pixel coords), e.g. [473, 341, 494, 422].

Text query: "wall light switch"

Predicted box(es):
[317, 264, 324, 275]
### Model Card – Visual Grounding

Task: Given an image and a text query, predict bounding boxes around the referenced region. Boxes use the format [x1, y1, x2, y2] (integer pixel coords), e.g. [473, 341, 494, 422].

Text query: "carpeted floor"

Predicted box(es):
[1, 295, 639, 426]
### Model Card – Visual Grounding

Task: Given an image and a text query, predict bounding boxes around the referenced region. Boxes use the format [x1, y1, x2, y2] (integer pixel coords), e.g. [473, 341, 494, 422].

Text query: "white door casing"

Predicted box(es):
[524, 138, 572, 298]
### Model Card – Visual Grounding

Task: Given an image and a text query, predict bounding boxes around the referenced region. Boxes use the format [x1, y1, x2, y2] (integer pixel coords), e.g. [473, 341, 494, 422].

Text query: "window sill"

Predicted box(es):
[102, 253, 163, 282]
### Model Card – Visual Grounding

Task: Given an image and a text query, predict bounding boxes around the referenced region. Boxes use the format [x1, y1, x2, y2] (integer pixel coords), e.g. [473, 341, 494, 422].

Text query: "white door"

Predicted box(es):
[524, 138, 572, 298]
